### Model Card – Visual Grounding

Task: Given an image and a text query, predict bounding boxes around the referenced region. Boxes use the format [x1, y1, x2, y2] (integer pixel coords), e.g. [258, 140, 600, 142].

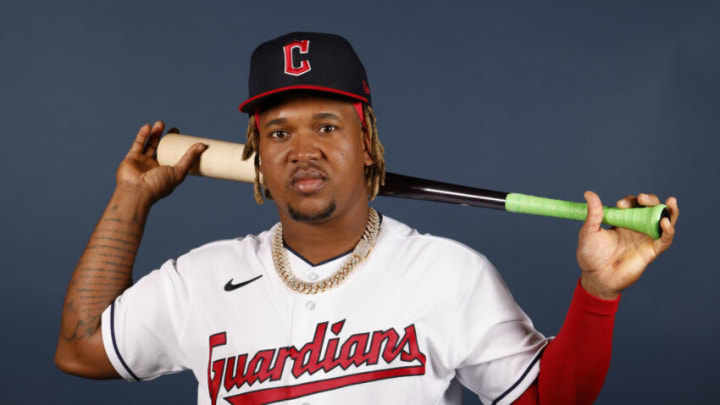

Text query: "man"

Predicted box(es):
[56, 32, 679, 404]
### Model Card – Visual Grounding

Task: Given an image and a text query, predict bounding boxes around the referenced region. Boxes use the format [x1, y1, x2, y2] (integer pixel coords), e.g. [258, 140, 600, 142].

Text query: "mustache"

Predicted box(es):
[290, 163, 328, 182]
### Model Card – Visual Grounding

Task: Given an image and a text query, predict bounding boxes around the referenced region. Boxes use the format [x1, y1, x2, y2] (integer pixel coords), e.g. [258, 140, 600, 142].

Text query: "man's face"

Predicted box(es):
[257, 94, 373, 223]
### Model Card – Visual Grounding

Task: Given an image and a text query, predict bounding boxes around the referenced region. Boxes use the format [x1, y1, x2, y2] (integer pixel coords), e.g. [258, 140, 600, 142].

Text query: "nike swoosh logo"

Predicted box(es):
[224, 275, 263, 291]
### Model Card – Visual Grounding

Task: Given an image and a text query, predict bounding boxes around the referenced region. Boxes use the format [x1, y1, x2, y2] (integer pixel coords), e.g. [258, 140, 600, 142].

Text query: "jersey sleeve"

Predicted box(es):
[101, 256, 194, 381]
[453, 258, 549, 405]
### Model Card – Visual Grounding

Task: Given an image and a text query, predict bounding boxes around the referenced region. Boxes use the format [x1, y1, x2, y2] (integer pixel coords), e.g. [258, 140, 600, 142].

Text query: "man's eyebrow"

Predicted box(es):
[263, 117, 287, 129]
[313, 112, 341, 121]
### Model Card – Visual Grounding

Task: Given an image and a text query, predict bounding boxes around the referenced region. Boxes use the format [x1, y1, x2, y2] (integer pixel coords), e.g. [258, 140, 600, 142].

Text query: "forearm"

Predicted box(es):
[56, 185, 152, 372]
[514, 280, 619, 404]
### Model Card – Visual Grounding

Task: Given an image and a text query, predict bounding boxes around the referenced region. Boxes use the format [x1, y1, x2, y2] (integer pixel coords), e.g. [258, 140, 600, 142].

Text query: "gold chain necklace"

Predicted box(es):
[271, 208, 380, 294]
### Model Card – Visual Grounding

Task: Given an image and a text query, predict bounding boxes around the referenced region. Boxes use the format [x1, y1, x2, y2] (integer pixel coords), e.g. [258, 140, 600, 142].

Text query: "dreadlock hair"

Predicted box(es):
[241, 103, 386, 205]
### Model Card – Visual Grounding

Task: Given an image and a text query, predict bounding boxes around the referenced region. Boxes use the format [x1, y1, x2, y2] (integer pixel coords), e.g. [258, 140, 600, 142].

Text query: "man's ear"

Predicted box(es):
[362, 127, 373, 166]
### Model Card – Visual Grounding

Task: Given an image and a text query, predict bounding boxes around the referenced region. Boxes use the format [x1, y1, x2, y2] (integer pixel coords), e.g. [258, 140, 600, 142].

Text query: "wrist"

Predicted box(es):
[580, 274, 620, 300]
[108, 184, 155, 223]
[114, 182, 155, 206]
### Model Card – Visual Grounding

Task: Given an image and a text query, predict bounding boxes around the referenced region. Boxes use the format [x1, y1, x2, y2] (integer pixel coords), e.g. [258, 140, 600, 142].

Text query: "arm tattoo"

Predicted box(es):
[60, 197, 148, 345]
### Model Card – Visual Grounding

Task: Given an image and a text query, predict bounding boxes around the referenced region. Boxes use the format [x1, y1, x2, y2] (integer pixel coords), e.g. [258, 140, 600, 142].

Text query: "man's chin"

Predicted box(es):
[287, 201, 336, 223]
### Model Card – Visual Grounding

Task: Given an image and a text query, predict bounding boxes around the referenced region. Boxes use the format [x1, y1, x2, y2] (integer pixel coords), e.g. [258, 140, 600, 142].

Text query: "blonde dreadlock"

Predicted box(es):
[241, 104, 385, 205]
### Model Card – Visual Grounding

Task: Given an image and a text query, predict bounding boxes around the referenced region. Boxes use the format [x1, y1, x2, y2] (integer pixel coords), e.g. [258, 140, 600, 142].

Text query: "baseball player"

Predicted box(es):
[56, 32, 679, 405]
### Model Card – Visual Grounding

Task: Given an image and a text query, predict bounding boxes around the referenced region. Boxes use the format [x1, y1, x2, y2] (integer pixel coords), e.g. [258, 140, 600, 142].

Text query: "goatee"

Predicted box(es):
[287, 201, 336, 223]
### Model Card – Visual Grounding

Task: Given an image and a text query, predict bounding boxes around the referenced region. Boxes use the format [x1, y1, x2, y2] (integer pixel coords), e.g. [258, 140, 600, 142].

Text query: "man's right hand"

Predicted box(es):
[55, 121, 207, 378]
[116, 121, 207, 203]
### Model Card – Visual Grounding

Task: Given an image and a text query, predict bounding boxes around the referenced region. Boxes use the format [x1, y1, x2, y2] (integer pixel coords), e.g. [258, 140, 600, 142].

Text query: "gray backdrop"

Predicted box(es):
[1, 0, 717, 403]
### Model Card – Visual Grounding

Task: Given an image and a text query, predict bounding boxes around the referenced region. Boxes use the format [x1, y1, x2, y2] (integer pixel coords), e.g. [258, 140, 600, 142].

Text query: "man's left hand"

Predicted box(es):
[576, 191, 679, 299]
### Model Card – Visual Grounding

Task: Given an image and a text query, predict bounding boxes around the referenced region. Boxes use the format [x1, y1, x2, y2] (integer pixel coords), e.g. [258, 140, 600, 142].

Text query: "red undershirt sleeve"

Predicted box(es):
[512, 279, 620, 405]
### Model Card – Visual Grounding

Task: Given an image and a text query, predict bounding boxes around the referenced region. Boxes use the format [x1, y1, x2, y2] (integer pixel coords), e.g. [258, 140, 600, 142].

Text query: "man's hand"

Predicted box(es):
[576, 191, 679, 299]
[116, 121, 207, 203]
[55, 121, 207, 378]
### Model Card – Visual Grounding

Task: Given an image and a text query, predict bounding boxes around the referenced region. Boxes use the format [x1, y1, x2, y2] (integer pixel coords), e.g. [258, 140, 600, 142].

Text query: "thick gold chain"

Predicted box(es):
[271, 208, 380, 294]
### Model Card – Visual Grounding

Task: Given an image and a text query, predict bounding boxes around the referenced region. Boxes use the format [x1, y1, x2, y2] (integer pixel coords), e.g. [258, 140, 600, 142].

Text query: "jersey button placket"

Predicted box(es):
[290, 292, 320, 396]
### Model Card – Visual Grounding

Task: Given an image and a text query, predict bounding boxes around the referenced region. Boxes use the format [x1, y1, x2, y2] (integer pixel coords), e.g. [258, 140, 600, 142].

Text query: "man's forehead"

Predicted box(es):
[255, 91, 365, 129]
[259, 91, 356, 112]
[259, 95, 355, 120]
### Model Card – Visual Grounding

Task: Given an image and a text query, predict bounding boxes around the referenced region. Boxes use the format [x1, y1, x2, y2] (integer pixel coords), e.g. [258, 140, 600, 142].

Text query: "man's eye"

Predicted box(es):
[319, 125, 337, 133]
[270, 130, 288, 139]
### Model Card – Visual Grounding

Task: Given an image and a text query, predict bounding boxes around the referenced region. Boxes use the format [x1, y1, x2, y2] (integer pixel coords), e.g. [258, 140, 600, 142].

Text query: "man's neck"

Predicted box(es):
[278, 202, 370, 265]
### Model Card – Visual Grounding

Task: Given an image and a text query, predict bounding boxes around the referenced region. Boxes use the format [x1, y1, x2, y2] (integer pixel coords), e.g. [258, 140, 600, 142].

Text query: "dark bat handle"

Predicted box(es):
[380, 172, 667, 239]
[380, 172, 508, 210]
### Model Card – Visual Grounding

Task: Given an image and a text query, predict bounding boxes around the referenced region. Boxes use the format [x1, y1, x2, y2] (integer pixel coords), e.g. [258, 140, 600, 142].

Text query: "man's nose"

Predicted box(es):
[289, 131, 321, 163]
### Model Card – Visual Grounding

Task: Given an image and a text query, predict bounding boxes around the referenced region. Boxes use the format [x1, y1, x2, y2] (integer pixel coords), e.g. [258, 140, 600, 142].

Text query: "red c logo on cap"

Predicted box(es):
[283, 40, 311, 76]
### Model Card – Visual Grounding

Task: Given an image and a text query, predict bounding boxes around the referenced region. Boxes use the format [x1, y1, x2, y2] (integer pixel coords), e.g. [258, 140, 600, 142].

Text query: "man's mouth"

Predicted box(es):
[290, 169, 327, 193]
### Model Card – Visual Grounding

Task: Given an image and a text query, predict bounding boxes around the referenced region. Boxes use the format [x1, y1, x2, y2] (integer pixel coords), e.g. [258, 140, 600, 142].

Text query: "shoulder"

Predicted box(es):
[166, 226, 276, 276]
[184, 226, 273, 256]
[375, 215, 519, 316]
[374, 215, 500, 291]
[379, 215, 493, 268]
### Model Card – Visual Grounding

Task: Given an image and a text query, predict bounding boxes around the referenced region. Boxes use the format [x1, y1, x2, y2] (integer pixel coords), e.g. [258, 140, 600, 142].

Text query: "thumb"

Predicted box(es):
[581, 190, 604, 235]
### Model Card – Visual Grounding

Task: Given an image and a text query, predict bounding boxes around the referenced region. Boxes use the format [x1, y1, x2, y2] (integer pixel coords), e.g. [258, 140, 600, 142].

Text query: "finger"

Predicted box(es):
[666, 196, 679, 227]
[616, 194, 637, 209]
[129, 124, 151, 154]
[581, 191, 604, 235]
[653, 216, 675, 253]
[144, 126, 179, 158]
[637, 193, 661, 207]
[151, 120, 164, 133]
[144, 121, 167, 157]
[173, 143, 208, 181]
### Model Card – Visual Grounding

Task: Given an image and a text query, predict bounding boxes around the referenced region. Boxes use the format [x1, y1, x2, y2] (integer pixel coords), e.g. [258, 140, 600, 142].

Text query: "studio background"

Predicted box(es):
[1, 1, 717, 403]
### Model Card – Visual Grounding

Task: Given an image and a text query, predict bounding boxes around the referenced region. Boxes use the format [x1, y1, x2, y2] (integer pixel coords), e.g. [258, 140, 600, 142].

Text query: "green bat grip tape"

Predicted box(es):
[505, 193, 668, 239]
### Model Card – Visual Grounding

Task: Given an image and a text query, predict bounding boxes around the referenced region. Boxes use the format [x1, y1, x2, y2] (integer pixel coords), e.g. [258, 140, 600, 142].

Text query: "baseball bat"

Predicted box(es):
[157, 134, 669, 239]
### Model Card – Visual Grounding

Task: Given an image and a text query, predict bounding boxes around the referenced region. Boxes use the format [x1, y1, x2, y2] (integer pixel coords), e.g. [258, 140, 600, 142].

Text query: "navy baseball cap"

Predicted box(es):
[239, 32, 372, 113]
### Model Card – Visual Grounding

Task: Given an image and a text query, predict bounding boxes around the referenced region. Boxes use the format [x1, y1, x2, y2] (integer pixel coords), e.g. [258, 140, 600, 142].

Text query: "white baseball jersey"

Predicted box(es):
[101, 215, 548, 405]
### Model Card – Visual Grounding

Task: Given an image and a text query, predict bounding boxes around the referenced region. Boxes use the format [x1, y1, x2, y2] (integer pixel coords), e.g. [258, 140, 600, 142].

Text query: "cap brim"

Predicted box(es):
[239, 85, 368, 113]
